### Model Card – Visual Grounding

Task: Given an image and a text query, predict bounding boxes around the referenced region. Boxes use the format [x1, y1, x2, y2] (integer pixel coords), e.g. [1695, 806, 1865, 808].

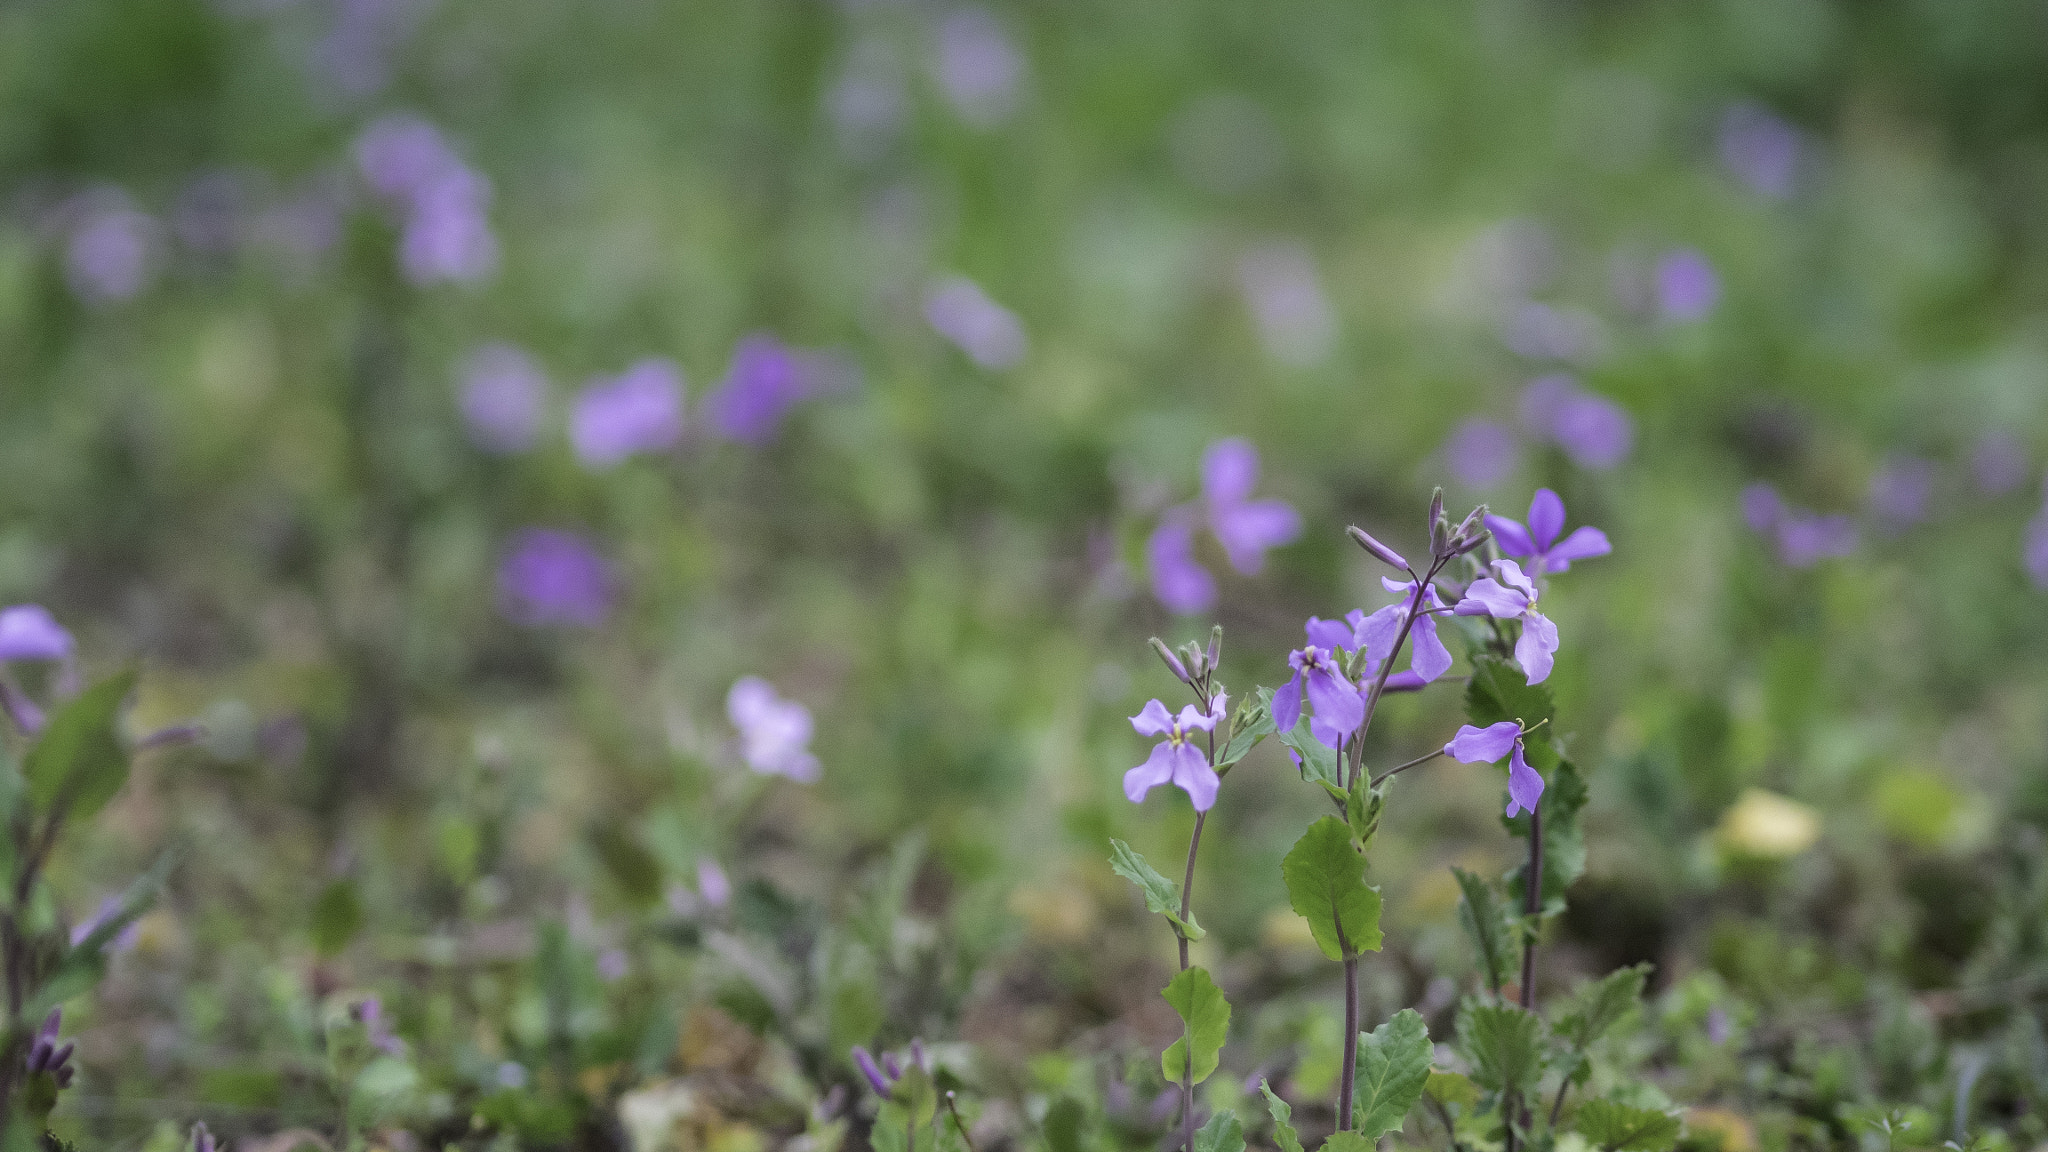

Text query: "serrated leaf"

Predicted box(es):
[1282, 817, 1382, 960]
[1425, 1070, 1479, 1109]
[1161, 966, 1231, 1086]
[1265, 688, 1343, 791]
[1574, 1101, 1682, 1152]
[1464, 656, 1553, 730]
[1109, 839, 1203, 941]
[1258, 1080, 1302, 1152]
[1453, 867, 1516, 997]
[1353, 1008, 1433, 1140]
[1321, 1133, 1375, 1152]
[1456, 1000, 1543, 1096]
[24, 667, 137, 820]
[1554, 964, 1651, 1052]
[1216, 705, 1275, 771]
[1193, 1109, 1244, 1152]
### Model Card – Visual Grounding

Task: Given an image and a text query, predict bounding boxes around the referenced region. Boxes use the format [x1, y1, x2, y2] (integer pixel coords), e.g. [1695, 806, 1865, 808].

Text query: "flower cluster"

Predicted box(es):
[355, 114, 499, 286]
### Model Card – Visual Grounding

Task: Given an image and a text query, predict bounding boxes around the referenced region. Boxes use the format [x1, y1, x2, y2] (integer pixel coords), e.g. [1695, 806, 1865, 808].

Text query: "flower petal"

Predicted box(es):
[1213, 500, 1302, 574]
[1527, 489, 1566, 551]
[1272, 672, 1304, 733]
[1148, 513, 1217, 614]
[1201, 437, 1260, 506]
[1310, 713, 1345, 750]
[0, 606, 72, 663]
[1547, 525, 1611, 563]
[1494, 558, 1538, 600]
[1178, 703, 1219, 733]
[1444, 721, 1520, 763]
[1506, 741, 1545, 818]
[1124, 742, 1178, 803]
[1173, 743, 1222, 812]
[1516, 609, 1559, 685]
[1454, 578, 1528, 619]
[1306, 666, 1365, 737]
[1408, 613, 1454, 683]
[1306, 615, 1354, 653]
[1353, 604, 1406, 672]
[1484, 515, 1536, 558]
[1131, 699, 1175, 737]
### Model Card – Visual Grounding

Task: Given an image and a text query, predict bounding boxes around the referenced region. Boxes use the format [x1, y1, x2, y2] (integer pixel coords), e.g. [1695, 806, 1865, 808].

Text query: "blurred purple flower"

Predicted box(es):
[853, 1046, 892, 1095]
[354, 114, 497, 286]
[69, 895, 141, 954]
[704, 334, 813, 445]
[0, 606, 73, 663]
[1443, 419, 1520, 488]
[1125, 695, 1225, 810]
[65, 194, 158, 305]
[1656, 249, 1719, 323]
[932, 7, 1024, 128]
[1972, 432, 2028, 496]
[1147, 510, 1216, 615]
[1502, 301, 1602, 363]
[313, 0, 426, 100]
[24, 1009, 73, 1089]
[925, 276, 1027, 369]
[1454, 559, 1559, 684]
[1776, 513, 1858, 568]
[1486, 488, 1611, 575]
[1520, 376, 1632, 470]
[1237, 243, 1336, 366]
[2026, 510, 2048, 588]
[1350, 578, 1454, 683]
[1201, 438, 1300, 574]
[356, 114, 458, 200]
[829, 39, 908, 157]
[1443, 722, 1543, 817]
[1868, 456, 1936, 529]
[497, 529, 614, 628]
[697, 857, 732, 909]
[352, 996, 406, 1056]
[1718, 103, 1801, 200]
[459, 343, 548, 454]
[727, 676, 820, 782]
[570, 359, 685, 468]
[1740, 482, 1783, 532]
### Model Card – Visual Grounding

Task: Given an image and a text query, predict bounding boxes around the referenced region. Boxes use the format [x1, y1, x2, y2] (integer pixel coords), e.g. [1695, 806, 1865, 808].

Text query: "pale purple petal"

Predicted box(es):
[1353, 604, 1406, 673]
[1309, 713, 1345, 750]
[1868, 456, 1936, 529]
[1973, 432, 2028, 496]
[1718, 102, 1801, 199]
[571, 360, 685, 468]
[1552, 392, 1634, 470]
[0, 607, 74, 663]
[1201, 437, 1259, 506]
[1171, 742, 1220, 811]
[1777, 514, 1858, 568]
[696, 857, 732, 909]
[925, 276, 1027, 369]
[1494, 559, 1538, 600]
[1516, 610, 1559, 685]
[1305, 665, 1365, 737]
[497, 530, 614, 627]
[1527, 489, 1566, 551]
[1505, 741, 1545, 818]
[1455, 578, 1527, 619]
[1408, 613, 1453, 683]
[728, 677, 819, 781]
[705, 335, 813, 445]
[932, 7, 1024, 128]
[1381, 670, 1427, 693]
[1444, 419, 1520, 488]
[1741, 483, 1782, 533]
[1148, 513, 1216, 614]
[1305, 616, 1352, 653]
[1124, 741, 1179, 803]
[66, 197, 158, 305]
[1212, 500, 1301, 574]
[1130, 699, 1175, 738]
[1485, 515, 1536, 558]
[1177, 703, 1219, 734]
[1547, 526, 1612, 564]
[1271, 672, 1303, 733]
[1444, 722, 1519, 763]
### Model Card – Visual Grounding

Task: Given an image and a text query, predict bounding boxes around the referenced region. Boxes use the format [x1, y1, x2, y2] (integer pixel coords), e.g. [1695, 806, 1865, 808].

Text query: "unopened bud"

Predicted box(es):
[1346, 526, 1409, 571]
[1149, 638, 1191, 684]
[1207, 625, 1222, 669]
[1182, 642, 1207, 679]
[1449, 529, 1491, 557]
[1428, 489, 1447, 554]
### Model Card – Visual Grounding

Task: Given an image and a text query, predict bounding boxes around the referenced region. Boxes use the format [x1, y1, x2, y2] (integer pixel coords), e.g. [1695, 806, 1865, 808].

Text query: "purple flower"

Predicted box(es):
[925, 276, 1027, 369]
[191, 1123, 218, 1152]
[351, 996, 406, 1056]
[354, 114, 497, 287]
[853, 1046, 893, 1095]
[933, 7, 1024, 128]
[2025, 510, 2048, 588]
[1972, 431, 2028, 496]
[727, 676, 820, 782]
[1454, 559, 1560, 685]
[1718, 103, 1801, 200]
[1201, 439, 1301, 575]
[0, 606, 74, 663]
[497, 529, 614, 627]
[1656, 249, 1719, 323]
[1485, 489, 1611, 575]
[1237, 243, 1337, 366]
[1740, 483, 1783, 532]
[1148, 510, 1217, 615]
[1443, 419, 1521, 488]
[459, 343, 548, 454]
[66, 194, 157, 305]
[1522, 376, 1634, 470]
[1354, 579, 1455, 681]
[704, 335, 812, 445]
[571, 359, 685, 467]
[1776, 513, 1858, 568]
[1125, 695, 1225, 811]
[1271, 646, 1363, 741]
[1868, 456, 1936, 529]
[1443, 721, 1543, 817]
[697, 857, 732, 909]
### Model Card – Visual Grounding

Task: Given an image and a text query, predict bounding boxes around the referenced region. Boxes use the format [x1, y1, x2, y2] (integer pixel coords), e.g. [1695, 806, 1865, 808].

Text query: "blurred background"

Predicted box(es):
[7, 0, 2048, 1147]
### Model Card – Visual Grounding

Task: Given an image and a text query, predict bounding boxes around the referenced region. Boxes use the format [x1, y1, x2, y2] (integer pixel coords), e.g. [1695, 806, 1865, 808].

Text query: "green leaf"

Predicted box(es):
[1504, 756, 1589, 902]
[890, 1064, 938, 1131]
[1353, 1008, 1433, 1140]
[1161, 966, 1231, 1085]
[1425, 1070, 1480, 1109]
[1574, 1101, 1682, 1152]
[1321, 1134, 1375, 1152]
[1456, 1000, 1543, 1096]
[591, 825, 663, 907]
[1281, 816, 1382, 961]
[24, 667, 137, 820]
[1193, 1109, 1244, 1152]
[1258, 1080, 1303, 1152]
[1216, 704, 1275, 771]
[1043, 1096, 1086, 1152]
[1452, 868, 1516, 997]
[1346, 773, 1384, 854]
[1464, 655, 1553, 730]
[1266, 688, 1342, 792]
[1109, 839, 1203, 941]
[1554, 964, 1651, 1052]
[871, 1101, 911, 1152]
[310, 878, 364, 958]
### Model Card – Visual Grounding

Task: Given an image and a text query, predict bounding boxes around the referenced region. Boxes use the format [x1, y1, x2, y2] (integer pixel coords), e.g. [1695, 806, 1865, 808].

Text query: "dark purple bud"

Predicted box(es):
[1206, 625, 1222, 670]
[25, 1041, 46, 1073]
[881, 1052, 902, 1080]
[1449, 529, 1492, 558]
[138, 723, 205, 750]
[1346, 526, 1408, 571]
[191, 1123, 218, 1152]
[852, 1046, 892, 1095]
[48, 1043, 71, 1073]
[1149, 638, 1191, 684]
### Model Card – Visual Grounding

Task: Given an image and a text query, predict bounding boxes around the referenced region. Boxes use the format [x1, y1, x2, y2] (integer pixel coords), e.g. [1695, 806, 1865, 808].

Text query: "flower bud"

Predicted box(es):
[1448, 529, 1491, 557]
[1181, 642, 1207, 680]
[1346, 526, 1409, 571]
[1149, 637, 1191, 684]
[1428, 489, 1447, 555]
[1207, 625, 1222, 670]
